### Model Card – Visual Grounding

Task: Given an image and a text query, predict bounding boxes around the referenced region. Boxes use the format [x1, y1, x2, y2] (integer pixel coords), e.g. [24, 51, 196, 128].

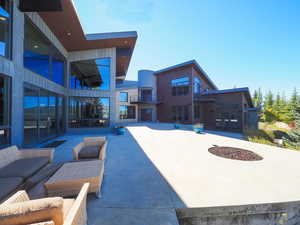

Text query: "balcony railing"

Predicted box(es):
[129, 96, 163, 104]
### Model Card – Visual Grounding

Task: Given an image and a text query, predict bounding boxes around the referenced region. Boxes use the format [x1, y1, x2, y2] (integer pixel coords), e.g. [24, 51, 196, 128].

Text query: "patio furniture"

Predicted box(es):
[73, 137, 107, 160]
[0, 146, 54, 202]
[0, 183, 90, 225]
[44, 160, 104, 198]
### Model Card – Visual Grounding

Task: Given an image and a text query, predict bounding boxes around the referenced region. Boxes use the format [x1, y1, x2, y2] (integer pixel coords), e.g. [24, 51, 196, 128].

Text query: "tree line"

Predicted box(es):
[252, 88, 300, 124]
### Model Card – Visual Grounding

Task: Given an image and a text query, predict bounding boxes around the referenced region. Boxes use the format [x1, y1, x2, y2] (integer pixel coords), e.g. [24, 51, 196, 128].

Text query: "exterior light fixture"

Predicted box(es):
[34, 45, 39, 49]
[67, 32, 71, 36]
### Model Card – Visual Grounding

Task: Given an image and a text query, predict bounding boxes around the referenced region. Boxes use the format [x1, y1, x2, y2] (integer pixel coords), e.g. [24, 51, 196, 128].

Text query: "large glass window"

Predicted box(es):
[0, 74, 10, 148]
[69, 97, 110, 128]
[194, 77, 201, 95]
[172, 105, 189, 122]
[119, 92, 128, 102]
[171, 77, 189, 96]
[24, 17, 66, 86]
[120, 105, 136, 120]
[0, 0, 12, 58]
[24, 85, 65, 146]
[70, 58, 111, 91]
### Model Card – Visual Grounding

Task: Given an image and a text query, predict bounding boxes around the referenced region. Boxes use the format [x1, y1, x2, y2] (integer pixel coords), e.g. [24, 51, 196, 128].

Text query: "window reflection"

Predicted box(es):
[120, 105, 136, 120]
[24, 86, 65, 146]
[194, 77, 201, 94]
[24, 17, 66, 86]
[0, 74, 10, 148]
[0, 0, 12, 58]
[70, 58, 111, 90]
[119, 92, 128, 102]
[171, 77, 189, 96]
[69, 97, 110, 128]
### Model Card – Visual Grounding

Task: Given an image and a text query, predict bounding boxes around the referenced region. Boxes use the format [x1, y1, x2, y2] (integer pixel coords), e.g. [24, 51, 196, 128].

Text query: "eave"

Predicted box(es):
[37, 0, 137, 79]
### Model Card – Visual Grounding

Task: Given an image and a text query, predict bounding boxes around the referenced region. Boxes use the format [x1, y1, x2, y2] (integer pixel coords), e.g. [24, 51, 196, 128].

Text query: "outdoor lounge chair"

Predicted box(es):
[0, 146, 54, 202]
[0, 183, 89, 225]
[73, 137, 107, 161]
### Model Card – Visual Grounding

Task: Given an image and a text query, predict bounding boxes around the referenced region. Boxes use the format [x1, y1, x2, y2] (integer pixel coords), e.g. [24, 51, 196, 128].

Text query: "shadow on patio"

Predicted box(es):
[43, 130, 186, 225]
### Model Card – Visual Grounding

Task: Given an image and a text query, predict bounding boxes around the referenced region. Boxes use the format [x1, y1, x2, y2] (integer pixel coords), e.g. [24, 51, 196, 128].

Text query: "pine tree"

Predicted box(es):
[284, 106, 300, 147]
[257, 88, 263, 108]
[264, 91, 274, 109]
[263, 91, 276, 122]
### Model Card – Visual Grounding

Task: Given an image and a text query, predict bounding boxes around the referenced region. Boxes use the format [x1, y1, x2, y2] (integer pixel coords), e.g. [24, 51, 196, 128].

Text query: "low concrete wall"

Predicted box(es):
[176, 201, 300, 225]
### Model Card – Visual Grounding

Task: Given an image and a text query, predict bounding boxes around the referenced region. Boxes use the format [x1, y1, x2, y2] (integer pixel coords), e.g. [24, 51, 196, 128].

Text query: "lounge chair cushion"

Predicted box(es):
[0, 157, 49, 180]
[0, 197, 64, 225]
[0, 177, 23, 201]
[78, 145, 101, 159]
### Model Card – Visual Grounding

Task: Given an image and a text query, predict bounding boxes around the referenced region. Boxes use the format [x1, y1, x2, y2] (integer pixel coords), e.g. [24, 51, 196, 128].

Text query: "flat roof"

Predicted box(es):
[202, 87, 254, 107]
[154, 60, 218, 90]
[38, 0, 137, 79]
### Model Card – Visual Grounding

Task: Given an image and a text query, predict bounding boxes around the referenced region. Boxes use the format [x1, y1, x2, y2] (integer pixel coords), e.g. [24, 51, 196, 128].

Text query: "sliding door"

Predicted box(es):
[23, 85, 65, 146]
[24, 87, 39, 146]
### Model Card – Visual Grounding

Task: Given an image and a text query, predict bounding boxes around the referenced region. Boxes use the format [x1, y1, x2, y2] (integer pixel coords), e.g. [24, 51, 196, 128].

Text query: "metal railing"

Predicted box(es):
[129, 95, 163, 104]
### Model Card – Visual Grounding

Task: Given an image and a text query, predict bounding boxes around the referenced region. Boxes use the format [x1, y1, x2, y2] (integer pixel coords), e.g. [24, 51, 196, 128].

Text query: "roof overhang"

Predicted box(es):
[154, 60, 218, 90]
[19, 0, 63, 12]
[202, 87, 254, 107]
[37, 0, 137, 79]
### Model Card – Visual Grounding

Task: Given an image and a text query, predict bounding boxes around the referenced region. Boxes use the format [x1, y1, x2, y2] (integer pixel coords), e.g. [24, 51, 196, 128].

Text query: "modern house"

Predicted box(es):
[0, 0, 137, 148]
[117, 60, 259, 132]
[0, 0, 258, 150]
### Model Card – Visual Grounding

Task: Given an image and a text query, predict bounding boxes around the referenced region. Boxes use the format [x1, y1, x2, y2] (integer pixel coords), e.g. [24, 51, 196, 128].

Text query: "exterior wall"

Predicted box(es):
[67, 48, 117, 131]
[115, 88, 138, 124]
[200, 92, 245, 132]
[0, 1, 119, 146]
[138, 70, 157, 101]
[156, 66, 194, 123]
[0, 1, 70, 146]
[138, 104, 157, 122]
[191, 67, 215, 91]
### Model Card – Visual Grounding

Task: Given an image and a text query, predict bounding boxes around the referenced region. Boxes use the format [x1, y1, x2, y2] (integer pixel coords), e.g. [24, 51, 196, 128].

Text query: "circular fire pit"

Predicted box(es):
[208, 146, 263, 161]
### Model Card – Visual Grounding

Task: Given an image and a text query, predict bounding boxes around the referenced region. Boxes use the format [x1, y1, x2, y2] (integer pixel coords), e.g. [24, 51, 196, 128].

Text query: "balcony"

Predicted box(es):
[129, 95, 163, 104]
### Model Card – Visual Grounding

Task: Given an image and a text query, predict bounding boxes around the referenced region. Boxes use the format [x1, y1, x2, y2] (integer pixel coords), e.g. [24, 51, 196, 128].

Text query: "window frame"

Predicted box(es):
[119, 105, 136, 120]
[68, 97, 110, 128]
[0, 0, 13, 60]
[69, 57, 111, 91]
[23, 16, 67, 86]
[171, 77, 190, 96]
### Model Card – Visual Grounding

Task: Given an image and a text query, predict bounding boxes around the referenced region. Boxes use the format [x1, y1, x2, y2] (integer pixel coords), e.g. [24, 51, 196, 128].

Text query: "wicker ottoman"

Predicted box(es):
[44, 160, 104, 198]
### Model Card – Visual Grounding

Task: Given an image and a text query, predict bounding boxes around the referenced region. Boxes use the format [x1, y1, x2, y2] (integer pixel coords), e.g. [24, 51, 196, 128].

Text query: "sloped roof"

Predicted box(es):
[154, 60, 218, 90]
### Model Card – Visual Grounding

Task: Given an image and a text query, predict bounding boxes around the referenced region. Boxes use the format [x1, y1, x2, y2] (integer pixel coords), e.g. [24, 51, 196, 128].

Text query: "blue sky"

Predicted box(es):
[74, 0, 300, 97]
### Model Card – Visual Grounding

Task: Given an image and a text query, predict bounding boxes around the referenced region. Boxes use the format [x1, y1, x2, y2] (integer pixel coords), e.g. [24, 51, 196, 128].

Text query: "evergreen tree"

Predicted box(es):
[264, 91, 274, 109]
[284, 106, 300, 147]
[274, 93, 281, 112]
[252, 88, 263, 108]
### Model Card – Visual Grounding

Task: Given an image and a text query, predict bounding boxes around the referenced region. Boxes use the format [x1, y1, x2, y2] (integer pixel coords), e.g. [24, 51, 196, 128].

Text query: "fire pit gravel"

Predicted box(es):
[208, 146, 263, 161]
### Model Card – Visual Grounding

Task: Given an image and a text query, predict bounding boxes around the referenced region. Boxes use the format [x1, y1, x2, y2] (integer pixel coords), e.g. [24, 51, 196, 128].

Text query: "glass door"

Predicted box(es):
[24, 87, 39, 146]
[48, 94, 57, 137]
[39, 89, 49, 141]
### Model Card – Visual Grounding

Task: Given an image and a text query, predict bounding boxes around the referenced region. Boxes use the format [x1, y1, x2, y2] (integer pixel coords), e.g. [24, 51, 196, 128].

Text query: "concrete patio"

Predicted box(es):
[46, 123, 300, 225]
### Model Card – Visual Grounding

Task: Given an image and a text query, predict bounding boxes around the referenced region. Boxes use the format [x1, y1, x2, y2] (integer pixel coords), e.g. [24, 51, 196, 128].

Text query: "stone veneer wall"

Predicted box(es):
[176, 201, 300, 225]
